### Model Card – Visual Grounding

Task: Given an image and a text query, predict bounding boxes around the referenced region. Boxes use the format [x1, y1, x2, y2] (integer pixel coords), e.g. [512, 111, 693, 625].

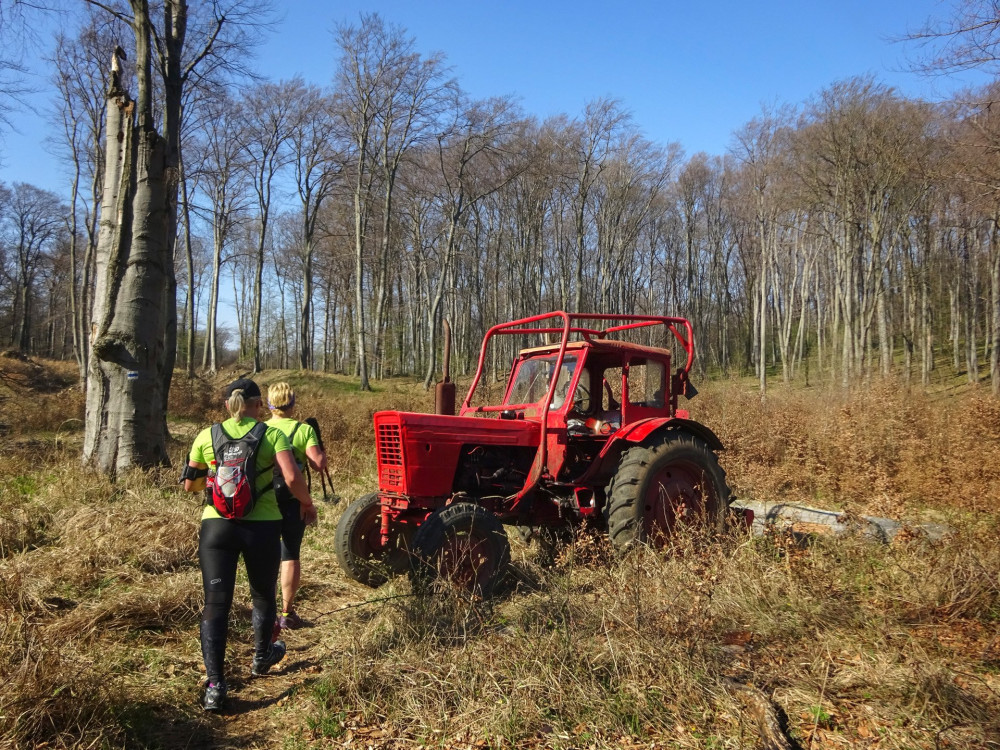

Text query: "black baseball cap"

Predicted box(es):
[223, 377, 262, 401]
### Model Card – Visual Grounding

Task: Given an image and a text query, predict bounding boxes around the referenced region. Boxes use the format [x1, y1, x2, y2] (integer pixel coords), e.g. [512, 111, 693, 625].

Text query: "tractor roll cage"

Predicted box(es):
[461, 311, 694, 415]
[459, 312, 695, 503]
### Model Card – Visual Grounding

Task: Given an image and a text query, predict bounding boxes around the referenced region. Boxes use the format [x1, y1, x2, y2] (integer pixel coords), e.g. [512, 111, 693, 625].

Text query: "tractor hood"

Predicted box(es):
[373, 411, 541, 499]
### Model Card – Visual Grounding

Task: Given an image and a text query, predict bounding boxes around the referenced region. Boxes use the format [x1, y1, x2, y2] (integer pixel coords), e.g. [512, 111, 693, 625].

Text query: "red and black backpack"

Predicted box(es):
[206, 421, 271, 518]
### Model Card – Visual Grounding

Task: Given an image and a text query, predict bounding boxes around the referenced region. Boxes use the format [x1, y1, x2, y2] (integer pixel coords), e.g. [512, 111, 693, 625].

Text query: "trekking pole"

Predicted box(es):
[304, 417, 339, 503]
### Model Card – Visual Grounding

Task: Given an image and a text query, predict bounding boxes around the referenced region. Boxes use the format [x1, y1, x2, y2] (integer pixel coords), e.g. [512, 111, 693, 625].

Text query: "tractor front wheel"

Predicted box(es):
[335, 493, 411, 587]
[606, 432, 730, 553]
[410, 503, 510, 598]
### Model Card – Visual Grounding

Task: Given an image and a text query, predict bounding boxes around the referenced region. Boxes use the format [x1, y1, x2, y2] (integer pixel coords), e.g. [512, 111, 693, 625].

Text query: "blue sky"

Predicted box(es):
[0, 0, 986, 195]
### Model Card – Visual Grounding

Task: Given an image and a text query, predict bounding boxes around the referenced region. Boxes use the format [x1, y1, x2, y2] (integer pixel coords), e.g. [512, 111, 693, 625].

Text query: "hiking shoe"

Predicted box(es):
[279, 610, 305, 630]
[251, 639, 286, 676]
[203, 681, 227, 712]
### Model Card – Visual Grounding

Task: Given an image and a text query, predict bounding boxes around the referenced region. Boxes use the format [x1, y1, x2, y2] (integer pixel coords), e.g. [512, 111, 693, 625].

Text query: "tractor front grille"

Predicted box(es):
[376, 422, 405, 491]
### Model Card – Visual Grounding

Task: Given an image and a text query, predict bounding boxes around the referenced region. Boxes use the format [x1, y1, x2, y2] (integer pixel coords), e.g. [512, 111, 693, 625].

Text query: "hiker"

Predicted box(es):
[265, 382, 328, 631]
[181, 378, 318, 712]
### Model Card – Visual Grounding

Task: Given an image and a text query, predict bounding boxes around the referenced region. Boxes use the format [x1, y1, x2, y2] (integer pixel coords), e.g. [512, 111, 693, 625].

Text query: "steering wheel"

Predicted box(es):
[572, 384, 591, 412]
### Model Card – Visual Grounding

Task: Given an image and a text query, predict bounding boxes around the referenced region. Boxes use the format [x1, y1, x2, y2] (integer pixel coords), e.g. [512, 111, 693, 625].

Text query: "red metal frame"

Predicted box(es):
[457, 312, 695, 507]
[460, 312, 693, 412]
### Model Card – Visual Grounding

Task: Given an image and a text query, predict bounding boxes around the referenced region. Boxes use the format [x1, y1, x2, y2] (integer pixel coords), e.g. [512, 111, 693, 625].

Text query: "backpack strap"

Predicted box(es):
[209, 422, 228, 467]
[245, 421, 272, 501]
[205, 423, 225, 506]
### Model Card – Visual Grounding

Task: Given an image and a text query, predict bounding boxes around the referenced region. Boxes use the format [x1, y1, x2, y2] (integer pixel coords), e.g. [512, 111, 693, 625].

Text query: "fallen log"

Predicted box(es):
[731, 500, 950, 543]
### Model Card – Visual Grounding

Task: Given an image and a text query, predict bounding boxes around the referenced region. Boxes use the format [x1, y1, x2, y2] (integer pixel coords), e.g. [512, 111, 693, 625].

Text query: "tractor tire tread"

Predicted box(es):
[605, 431, 730, 553]
[335, 492, 407, 588]
[410, 503, 511, 597]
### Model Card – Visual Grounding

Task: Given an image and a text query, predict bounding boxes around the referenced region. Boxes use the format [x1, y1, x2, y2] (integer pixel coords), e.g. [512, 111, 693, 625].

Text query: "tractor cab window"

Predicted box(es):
[561, 367, 591, 412]
[548, 360, 576, 409]
[601, 367, 624, 411]
[506, 354, 578, 408]
[627, 359, 666, 408]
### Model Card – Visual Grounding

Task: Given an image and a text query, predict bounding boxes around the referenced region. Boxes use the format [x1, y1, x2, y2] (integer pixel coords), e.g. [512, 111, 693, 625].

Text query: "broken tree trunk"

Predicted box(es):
[82, 40, 173, 475]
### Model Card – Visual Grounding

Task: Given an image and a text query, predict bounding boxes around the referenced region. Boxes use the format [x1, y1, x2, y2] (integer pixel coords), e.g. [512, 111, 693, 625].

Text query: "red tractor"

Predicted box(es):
[335, 312, 732, 595]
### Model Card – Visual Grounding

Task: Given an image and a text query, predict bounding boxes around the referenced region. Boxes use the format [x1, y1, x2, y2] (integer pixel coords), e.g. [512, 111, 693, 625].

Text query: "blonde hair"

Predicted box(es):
[267, 382, 296, 417]
[225, 389, 258, 419]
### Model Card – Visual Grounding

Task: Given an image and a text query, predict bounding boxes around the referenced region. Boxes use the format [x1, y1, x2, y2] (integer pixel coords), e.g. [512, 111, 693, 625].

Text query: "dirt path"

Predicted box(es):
[188, 513, 373, 749]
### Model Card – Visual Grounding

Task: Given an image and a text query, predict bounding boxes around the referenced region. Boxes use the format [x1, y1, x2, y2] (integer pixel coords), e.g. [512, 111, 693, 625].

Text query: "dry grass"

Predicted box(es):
[0, 432, 204, 747]
[0, 354, 82, 436]
[305, 521, 1000, 749]
[166, 372, 218, 421]
[697, 379, 1000, 516]
[1, 362, 999, 749]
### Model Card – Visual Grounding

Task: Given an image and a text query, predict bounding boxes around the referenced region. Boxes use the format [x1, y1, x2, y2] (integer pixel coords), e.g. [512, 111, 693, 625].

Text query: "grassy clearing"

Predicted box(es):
[1, 360, 999, 748]
[306, 524, 1000, 749]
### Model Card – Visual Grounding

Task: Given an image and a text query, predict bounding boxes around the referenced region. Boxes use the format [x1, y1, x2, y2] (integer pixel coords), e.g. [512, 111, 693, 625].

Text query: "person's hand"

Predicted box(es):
[301, 501, 318, 525]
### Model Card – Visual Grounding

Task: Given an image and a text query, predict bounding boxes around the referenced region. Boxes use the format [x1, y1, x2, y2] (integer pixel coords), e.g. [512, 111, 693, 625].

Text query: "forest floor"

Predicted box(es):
[2, 355, 1000, 749]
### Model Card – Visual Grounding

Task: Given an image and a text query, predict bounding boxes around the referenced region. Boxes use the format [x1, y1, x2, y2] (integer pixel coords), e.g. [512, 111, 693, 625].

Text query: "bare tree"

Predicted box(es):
[370, 40, 453, 378]
[83, 0, 273, 474]
[567, 98, 629, 313]
[0, 0, 32, 142]
[0, 183, 65, 352]
[333, 13, 391, 391]
[191, 90, 251, 373]
[906, 0, 1000, 76]
[730, 108, 790, 397]
[946, 81, 1000, 395]
[289, 84, 340, 370]
[421, 95, 525, 389]
[237, 78, 297, 372]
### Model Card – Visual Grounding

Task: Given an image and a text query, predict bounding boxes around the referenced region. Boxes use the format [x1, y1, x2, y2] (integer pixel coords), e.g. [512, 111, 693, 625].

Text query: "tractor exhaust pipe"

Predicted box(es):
[435, 318, 456, 415]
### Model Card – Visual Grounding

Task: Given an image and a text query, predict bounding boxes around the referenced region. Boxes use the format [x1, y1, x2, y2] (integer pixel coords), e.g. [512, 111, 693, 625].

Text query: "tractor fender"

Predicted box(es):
[607, 417, 725, 452]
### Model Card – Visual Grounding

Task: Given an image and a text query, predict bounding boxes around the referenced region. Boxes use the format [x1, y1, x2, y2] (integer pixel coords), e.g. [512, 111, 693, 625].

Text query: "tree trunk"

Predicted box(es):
[950, 284, 961, 374]
[67, 161, 88, 382]
[991, 219, 1000, 396]
[757, 234, 767, 399]
[179, 150, 196, 377]
[252, 213, 267, 373]
[84, 43, 171, 474]
[878, 279, 891, 378]
[967, 247, 979, 384]
[300, 233, 314, 370]
[17, 276, 32, 353]
[353, 174, 371, 390]
[202, 215, 223, 373]
[921, 272, 933, 387]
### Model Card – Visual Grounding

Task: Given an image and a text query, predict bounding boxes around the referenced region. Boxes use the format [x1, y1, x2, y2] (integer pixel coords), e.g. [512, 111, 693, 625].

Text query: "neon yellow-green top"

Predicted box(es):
[266, 417, 320, 468]
[189, 417, 290, 521]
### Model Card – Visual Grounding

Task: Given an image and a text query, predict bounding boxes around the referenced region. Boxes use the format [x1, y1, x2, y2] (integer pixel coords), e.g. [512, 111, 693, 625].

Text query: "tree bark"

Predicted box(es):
[991, 218, 1000, 396]
[84, 34, 172, 473]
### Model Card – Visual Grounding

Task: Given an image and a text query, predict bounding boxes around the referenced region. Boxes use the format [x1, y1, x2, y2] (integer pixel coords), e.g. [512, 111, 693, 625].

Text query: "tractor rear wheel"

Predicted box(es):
[410, 503, 510, 598]
[335, 493, 411, 587]
[606, 432, 730, 553]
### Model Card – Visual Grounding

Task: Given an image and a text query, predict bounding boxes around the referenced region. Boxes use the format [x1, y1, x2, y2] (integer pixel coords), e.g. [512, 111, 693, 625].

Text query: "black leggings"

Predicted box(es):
[198, 518, 281, 684]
